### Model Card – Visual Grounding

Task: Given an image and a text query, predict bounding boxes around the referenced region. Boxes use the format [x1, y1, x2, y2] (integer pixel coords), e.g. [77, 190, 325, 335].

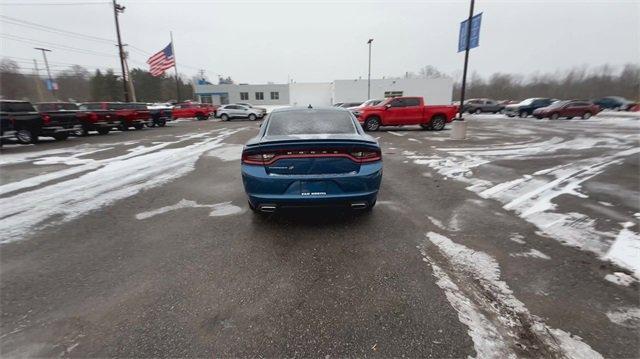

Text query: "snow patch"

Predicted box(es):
[136, 199, 242, 220]
[509, 234, 526, 244]
[606, 307, 640, 328]
[0, 129, 243, 243]
[510, 249, 551, 260]
[206, 144, 244, 161]
[387, 131, 406, 137]
[604, 272, 636, 287]
[604, 222, 640, 278]
[422, 232, 603, 359]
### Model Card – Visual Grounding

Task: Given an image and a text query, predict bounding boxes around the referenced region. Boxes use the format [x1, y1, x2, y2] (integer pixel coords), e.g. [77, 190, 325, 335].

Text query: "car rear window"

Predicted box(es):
[266, 110, 356, 136]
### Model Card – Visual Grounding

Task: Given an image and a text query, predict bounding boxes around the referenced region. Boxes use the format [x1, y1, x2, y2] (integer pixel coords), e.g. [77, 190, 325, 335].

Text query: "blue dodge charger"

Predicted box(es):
[241, 107, 383, 213]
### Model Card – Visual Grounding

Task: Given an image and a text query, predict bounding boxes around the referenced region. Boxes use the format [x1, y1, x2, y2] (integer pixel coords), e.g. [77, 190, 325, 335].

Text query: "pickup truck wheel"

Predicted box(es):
[53, 133, 69, 141]
[248, 114, 257, 121]
[75, 127, 89, 136]
[220, 114, 229, 121]
[430, 115, 446, 131]
[364, 117, 380, 131]
[16, 129, 37, 144]
[97, 128, 110, 135]
[582, 112, 592, 119]
[519, 111, 529, 118]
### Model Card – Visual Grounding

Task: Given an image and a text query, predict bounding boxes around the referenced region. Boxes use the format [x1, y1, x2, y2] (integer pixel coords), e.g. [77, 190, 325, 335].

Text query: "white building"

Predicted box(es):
[194, 78, 452, 107]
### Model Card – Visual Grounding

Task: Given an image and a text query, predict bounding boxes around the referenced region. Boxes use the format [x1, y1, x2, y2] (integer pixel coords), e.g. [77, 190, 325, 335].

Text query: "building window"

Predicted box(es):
[255, 92, 264, 100]
[200, 95, 212, 104]
[384, 91, 403, 98]
[270, 91, 279, 100]
[240, 92, 249, 101]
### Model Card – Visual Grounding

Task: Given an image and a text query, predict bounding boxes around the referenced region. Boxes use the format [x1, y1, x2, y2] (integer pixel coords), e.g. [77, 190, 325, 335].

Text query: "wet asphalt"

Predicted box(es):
[0, 115, 638, 358]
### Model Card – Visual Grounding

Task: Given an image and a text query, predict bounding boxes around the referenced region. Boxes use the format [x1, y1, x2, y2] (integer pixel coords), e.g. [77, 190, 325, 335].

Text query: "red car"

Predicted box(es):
[172, 102, 218, 121]
[80, 102, 150, 131]
[354, 96, 458, 131]
[533, 100, 601, 120]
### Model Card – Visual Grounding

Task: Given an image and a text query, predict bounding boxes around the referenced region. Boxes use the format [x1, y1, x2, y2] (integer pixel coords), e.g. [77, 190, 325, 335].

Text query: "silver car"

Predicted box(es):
[216, 104, 264, 121]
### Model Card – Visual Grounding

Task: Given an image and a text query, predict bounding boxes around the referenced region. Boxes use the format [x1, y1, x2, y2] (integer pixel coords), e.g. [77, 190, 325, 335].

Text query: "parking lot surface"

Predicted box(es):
[1, 114, 638, 358]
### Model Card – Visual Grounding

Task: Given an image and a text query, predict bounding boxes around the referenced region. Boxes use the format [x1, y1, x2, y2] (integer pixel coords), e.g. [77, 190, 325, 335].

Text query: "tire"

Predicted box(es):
[366, 198, 377, 211]
[507, 114, 515, 118]
[364, 117, 380, 131]
[75, 126, 89, 137]
[474, 108, 482, 114]
[582, 112, 592, 120]
[15, 129, 37, 144]
[519, 111, 529, 118]
[221, 114, 229, 121]
[535, 115, 543, 119]
[119, 121, 129, 131]
[53, 133, 69, 141]
[248, 114, 257, 121]
[157, 119, 167, 127]
[430, 115, 446, 131]
[97, 128, 110, 135]
[566, 117, 573, 120]
[550, 113, 559, 120]
[133, 123, 144, 130]
[196, 114, 207, 121]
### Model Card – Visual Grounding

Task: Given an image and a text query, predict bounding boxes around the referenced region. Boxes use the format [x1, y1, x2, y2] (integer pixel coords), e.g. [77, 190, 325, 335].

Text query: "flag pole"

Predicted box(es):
[170, 31, 181, 102]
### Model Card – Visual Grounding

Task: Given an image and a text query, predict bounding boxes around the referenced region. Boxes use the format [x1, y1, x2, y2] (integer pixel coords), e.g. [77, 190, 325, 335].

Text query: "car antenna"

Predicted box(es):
[308, 104, 313, 109]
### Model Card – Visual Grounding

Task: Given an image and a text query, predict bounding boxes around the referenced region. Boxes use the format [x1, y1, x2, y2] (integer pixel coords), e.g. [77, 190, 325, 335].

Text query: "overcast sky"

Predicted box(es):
[1, 0, 638, 84]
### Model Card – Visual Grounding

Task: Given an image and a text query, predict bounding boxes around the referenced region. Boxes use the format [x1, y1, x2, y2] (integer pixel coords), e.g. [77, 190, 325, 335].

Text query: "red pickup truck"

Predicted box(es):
[354, 97, 458, 131]
[81, 102, 150, 131]
[172, 102, 218, 121]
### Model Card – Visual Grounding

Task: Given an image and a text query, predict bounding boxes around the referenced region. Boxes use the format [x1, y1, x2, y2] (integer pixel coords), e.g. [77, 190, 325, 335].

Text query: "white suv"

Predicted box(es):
[216, 104, 263, 121]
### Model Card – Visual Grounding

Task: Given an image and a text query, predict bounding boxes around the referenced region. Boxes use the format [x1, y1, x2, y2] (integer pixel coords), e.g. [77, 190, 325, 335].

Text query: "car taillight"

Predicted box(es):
[42, 114, 51, 125]
[350, 149, 382, 162]
[241, 152, 275, 165]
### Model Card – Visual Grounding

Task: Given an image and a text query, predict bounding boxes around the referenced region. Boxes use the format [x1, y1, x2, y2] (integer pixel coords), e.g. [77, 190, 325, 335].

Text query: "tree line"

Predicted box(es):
[0, 58, 194, 103]
[453, 64, 639, 101]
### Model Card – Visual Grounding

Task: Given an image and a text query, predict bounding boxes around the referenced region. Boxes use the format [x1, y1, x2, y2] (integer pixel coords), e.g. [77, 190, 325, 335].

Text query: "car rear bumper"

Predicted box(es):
[242, 162, 382, 209]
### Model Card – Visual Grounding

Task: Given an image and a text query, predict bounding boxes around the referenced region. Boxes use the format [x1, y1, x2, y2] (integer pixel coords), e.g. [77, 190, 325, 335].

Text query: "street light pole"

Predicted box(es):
[34, 47, 55, 98]
[367, 38, 373, 99]
[112, 0, 130, 102]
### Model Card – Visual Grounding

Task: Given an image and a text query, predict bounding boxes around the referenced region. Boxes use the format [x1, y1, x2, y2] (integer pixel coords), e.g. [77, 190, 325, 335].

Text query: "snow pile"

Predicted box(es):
[420, 232, 603, 359]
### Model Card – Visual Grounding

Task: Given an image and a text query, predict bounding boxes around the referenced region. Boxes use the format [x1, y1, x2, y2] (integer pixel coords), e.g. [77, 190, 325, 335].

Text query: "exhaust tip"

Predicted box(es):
[259, 204, 277, 213]
[350, 202, 368, 210]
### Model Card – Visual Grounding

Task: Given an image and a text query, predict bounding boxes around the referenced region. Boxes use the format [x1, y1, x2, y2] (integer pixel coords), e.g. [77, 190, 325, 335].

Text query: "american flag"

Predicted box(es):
[147, 43, 175, 77]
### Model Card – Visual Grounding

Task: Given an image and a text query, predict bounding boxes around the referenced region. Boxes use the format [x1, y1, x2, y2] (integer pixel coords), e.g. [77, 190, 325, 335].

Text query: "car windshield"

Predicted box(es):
[266, 110, 356, 136]
[518, 98, 536, 105]
[548, 100, 570, 108]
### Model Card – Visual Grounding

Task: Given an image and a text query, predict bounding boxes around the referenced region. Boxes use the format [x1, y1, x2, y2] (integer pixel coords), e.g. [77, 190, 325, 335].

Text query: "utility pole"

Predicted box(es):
[112, 0, 130, 102]
[34, 47, 55, 98]
[32, 59, 45, 102]
[122, 47, 136, 102]
[367, 38, 373, 99]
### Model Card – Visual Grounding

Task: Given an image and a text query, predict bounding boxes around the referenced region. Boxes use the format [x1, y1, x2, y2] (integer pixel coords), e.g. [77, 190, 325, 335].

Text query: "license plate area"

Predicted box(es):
[300, 181, 327, 196]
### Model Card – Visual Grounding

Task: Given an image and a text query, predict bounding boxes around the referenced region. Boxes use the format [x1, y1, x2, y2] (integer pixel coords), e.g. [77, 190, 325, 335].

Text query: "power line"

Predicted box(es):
[0, 2, 109, 6]
[0, 15, 115, 44]
[0, 33, 117, 58]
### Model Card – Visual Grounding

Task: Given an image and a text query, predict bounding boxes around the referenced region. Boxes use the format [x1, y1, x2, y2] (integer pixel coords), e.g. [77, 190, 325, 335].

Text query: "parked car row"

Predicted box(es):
[0, 100, 213, 144]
